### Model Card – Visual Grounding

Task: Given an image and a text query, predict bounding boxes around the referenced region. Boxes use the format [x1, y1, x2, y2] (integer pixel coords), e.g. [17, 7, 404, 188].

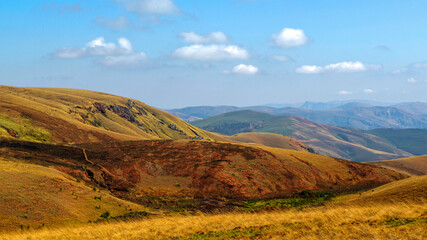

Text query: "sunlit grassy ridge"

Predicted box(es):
[228, 132, 314, 152]
[1, 176, 425, 239]
[367, 155, 427, 176]
[0, 86, 226, 143]
[1, 202, 425, 239]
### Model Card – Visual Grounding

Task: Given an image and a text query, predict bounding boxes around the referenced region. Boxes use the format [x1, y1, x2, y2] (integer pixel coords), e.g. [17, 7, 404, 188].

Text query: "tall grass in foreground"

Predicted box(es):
[1, 202, 425, 240]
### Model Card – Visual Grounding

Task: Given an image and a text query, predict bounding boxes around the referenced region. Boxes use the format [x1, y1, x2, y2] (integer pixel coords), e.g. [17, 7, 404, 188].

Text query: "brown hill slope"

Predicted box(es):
[0, 156, 148, 231]
[228, 132, 315, 153]
[367, 155, 427, 176]
[0, 86, 225, 144]
[1, 138, 406, 201]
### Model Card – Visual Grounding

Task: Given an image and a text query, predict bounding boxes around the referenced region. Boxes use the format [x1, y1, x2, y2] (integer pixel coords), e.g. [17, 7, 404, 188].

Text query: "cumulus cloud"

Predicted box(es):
[407, 77, 417, 83]
[296, 61, 368, 74]
[172, 44, 249, 61]
[338, 90, 352, 95]
[363, 89, 374, 93]
[231, 64, 258, 75]
[180, 32, 228, 44]
[296, 65, 323, 74]
[115, 0, 180, 15]
[52, 37, 147, 66]
[273, 28, 307, 48]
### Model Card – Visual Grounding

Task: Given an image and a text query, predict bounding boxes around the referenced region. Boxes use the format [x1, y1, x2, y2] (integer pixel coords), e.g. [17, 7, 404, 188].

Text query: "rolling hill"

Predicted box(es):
[0, 86, 226, 144]
[1, 138, 406, 202]
[367, 155, 427, 176]
[368, 128, 427, 155]
[342, 175, 427, 205]
[227, 132, 315, 153]
[168, 102, 427, 130]
[192, 110, 417, 162]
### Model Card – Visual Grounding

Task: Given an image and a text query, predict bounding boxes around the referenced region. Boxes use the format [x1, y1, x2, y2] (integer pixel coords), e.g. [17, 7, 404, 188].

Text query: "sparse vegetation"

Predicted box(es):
[100, 211, 110, 219]
[0, 114, 51, 142]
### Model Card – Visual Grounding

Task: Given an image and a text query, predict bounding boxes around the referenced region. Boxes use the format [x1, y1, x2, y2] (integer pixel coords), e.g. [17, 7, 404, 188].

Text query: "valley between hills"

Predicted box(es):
[0, 86, 426, 239]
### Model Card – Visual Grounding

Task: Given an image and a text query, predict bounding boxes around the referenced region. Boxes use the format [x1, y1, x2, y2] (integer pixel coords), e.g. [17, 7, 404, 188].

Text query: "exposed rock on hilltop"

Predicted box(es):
[0, 86, 225, 143]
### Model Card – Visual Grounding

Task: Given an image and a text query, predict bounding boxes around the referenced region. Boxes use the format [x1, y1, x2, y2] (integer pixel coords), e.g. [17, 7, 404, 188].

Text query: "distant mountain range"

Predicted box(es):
[192, 110, 427, 162]
[167, 101, 427, 130]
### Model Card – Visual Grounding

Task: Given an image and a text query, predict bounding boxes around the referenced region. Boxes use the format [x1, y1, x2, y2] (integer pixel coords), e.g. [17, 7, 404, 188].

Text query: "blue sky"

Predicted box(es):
[1, 0, 427, 108]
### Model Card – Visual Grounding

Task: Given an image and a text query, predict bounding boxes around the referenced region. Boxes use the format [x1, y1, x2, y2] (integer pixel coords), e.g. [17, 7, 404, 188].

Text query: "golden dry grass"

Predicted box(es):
[0, 157, 150, 230]
[228, 132, 312, 152]
[0, 163, 425, 239]
[1, 202, 425, 240]
[0, 85, 228, 143]
[367, 155, 427, 176]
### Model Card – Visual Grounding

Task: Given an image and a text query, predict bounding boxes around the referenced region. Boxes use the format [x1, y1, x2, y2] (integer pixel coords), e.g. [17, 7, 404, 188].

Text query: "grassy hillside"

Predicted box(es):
[193, 110, 414, 162]
[367, 155, 427, 176]
[228, 132, 315, 153]
[368, 128, 427, 155]
[0, 156, 149, 231]
[0, 86, 226, 144]
[1, 138, 405, 203]
[339, 175, 427, 204]
[2, 176, 425, 240]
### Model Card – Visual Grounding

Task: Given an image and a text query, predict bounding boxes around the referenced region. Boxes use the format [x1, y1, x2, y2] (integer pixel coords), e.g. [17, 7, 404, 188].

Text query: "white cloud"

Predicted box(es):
[52, 37, 146, 66]
[296, 65, 323, 74]
[272, 55, 293, 62]
[273, 28, 307, 48]
[324, 61, 366, 72]
[296, 61, 367, 74]
[172, 44, 249, 61]
[232, 64, 258, 75]
[85, 37, 133, 56]
[363, 89, 374, 94]
[407, 77, 417, 83]
[115, 0, 180, 15]
[180, 31, 228, 44]
[338, 90, 352, 95]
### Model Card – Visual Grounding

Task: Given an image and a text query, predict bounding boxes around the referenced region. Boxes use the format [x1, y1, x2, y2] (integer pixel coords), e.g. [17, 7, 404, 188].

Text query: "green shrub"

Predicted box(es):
[100, 211, 110, 219]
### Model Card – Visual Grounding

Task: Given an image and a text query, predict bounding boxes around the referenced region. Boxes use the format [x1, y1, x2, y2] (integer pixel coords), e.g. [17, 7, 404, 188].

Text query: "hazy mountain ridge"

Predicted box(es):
[167, 101, 427, 130]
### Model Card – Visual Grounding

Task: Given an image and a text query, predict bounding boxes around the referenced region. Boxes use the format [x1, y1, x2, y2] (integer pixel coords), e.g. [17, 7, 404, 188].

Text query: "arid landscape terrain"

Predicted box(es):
[0, 86, 425, 239]
[1, 1, 427, 239]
